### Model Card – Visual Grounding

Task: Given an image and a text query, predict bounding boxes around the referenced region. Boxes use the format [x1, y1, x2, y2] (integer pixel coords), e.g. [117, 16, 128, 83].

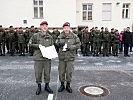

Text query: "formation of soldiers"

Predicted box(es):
[0, 25, 60, 56]
[0, 25, 36, 56]
[0, 25, 132, 57]
[74, 26, 133, 57]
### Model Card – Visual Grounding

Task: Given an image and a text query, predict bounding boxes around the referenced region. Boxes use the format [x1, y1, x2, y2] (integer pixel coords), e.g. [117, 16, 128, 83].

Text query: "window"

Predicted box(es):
[102, 3, 112, 21]
[33, 0, 43, 18]
[82, 4, 93, 21]
[122, 3, 130, 19]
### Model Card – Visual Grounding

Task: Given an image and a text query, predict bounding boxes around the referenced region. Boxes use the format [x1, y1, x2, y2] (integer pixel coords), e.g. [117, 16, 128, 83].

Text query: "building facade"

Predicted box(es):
[0, 0, 133, 31]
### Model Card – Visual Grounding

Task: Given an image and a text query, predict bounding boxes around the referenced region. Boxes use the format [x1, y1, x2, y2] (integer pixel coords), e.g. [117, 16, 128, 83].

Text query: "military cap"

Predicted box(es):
[9, 26, 13, 28]
[111, 28, 114, 30]
[101, 27, 104, 29]
[40, 21, 48, 25]
[31, 25, 34, 28]
[84, 26, 88, 29]
[63, 22, 70, 27]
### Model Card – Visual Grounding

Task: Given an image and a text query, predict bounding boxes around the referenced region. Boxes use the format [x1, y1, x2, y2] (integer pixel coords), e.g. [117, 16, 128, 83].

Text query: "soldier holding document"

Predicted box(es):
[29, 21, 53, 95]
[56, 22, 81, 93]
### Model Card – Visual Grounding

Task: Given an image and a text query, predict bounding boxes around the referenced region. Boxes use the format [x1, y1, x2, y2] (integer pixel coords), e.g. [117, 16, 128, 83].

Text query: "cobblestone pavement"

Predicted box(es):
[0, 53, 133, 100]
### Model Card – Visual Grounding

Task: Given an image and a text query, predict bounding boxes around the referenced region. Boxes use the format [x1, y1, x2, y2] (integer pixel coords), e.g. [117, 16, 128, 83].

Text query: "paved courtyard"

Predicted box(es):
[0, 53, 133, 100]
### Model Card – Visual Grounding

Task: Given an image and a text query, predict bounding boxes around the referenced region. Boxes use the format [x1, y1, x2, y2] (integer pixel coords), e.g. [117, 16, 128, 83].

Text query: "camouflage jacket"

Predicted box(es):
[29, 31, 53, 60]
[56, 31, 81, 61]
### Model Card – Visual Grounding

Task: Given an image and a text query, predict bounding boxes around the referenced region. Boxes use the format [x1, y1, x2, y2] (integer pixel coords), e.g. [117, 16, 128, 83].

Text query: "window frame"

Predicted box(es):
[102, 3, 112, 21]
[82, 3, 93, 21]
[122, 3, 130, 19]
[33, 0, 44, 19]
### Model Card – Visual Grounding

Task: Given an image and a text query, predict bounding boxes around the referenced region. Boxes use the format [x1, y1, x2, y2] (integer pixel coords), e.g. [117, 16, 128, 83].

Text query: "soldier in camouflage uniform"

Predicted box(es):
[102, 27, 111, 57]
[72, 28, 78, 35]
[34, 27, 39, 33]
[109, 28, 115, 54]
[29, 26, 35, 56]
[51, 28, 60, 52]
[24, 27, 30, 53]
[56, 22, 81, 93]
[5, 28, 10, 53]
[17, 27, 26, 56]
[77, 29, 83, 54]
[72, 28, 79, 54]
[8, 26, 16, 56]
[90, 28, 95, 54]
[99, 27, 104, 54]
[14, 28, 19, 53]
[92, 27, 101, 56]
[29, 21, 53, 95]
[81, 26, 90, 56]
[112, 30, 119, 56]
[0, 25, 6, 56]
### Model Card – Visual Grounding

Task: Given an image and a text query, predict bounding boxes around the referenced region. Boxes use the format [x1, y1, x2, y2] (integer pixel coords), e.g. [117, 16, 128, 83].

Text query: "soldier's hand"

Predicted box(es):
[57, 42, 65, 47]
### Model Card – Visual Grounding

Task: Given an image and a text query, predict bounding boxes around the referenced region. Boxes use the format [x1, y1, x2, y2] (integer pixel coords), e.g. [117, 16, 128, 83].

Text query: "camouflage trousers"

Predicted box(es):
[58, 60, 74, 83]
[34, 60, 51, 84]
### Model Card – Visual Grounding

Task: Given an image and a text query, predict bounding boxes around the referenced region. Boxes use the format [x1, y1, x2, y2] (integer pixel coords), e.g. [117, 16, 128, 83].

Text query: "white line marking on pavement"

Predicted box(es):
[47, 94, 54, 100]
[55, 75, 59, 100]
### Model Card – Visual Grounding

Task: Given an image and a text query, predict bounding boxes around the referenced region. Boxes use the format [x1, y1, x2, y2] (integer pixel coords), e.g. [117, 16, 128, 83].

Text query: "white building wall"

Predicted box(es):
[0, 0, 76, 28]
[0, 0, 33, 27]
[0, 0, 133, 31]
[45, 0, 76, 27]
[76, 0, 133, 31]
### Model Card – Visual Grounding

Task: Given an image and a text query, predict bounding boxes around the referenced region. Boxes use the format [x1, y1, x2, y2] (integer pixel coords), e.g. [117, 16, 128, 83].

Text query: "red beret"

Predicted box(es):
[63, 22, 70, 27]
[40, 21, 48, 25]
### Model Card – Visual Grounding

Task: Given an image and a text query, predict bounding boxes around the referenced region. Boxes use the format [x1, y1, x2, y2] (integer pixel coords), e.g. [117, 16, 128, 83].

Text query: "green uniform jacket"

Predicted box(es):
[112, 33, 119, 44]
[51, 31, 60, 43]
[8, 30, 16, 42]
[24, 30, 31, 43]
[93, 31, 101, 43]
[18, 31, 25, 43]
[110, 32, 115, 43]
[102, 31, 111, 42]
[0, 30, 5, 42]
[29, 31, 53, 61]
[56, 31, 81, 61]
[81, 32, 90, 44]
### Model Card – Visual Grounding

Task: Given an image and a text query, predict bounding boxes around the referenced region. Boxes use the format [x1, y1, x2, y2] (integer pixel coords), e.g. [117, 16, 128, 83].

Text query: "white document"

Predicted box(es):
[62, 43, 67, 51]
[39, 45, 58, 59]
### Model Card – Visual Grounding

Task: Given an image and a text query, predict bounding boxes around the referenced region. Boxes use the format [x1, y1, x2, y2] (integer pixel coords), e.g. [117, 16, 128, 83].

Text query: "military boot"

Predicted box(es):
[116, 53, 118, 56]
[36, 84, 41, 95]
[10, 52, 14, 56]
[3, 52, 5, 56]
[22, 53, 25, 56]
[66, 83, 72, 93]
[19, 52, 22, 56]
[45, 83, 53, 93]
[58, 82, 65, 92]
[96, 52, 99, 56]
